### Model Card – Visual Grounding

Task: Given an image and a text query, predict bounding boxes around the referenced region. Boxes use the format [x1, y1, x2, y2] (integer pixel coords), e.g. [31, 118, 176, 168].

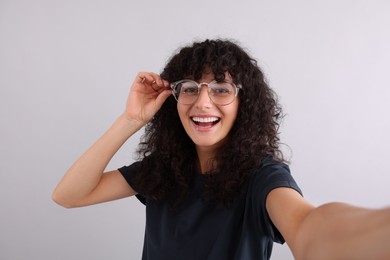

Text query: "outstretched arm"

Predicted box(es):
[52, 72, 171, 208]
[267, 187, 390, 260]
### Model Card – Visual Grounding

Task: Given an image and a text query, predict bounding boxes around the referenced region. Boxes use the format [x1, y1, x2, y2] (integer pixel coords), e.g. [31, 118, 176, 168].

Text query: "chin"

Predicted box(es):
[192, 137, 227, 150]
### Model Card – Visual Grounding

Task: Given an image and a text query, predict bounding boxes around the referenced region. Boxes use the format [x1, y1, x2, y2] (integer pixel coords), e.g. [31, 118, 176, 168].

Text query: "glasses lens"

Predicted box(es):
[174, 80, 199, 104]
[209, 82, 236, 105]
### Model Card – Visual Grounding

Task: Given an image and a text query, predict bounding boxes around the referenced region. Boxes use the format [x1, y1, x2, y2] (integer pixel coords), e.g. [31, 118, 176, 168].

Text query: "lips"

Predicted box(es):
[191, 116, 220, 128]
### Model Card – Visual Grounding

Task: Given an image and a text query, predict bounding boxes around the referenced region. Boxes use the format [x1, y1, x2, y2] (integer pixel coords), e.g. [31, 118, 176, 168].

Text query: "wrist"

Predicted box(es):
[116, 113, 145, 134]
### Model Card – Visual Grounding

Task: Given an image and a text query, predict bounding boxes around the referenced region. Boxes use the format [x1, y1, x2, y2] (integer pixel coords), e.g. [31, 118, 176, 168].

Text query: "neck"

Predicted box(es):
[196, 146, 217, 174]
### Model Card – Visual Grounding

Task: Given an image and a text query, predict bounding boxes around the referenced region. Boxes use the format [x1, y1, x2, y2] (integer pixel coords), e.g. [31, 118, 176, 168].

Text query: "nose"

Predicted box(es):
[194, 84, 212, 108]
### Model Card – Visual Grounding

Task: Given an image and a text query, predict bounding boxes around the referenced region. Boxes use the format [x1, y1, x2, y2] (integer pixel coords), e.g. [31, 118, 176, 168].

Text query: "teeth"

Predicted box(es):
[192, 117, 219, 123]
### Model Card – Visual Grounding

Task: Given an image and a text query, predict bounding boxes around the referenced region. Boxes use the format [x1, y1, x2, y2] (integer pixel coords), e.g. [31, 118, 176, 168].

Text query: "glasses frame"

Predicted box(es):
[170, 79, 242, 106]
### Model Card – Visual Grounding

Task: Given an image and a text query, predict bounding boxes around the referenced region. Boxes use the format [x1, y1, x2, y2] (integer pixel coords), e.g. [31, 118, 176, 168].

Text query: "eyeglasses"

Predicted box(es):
[170, 79, 241, 106]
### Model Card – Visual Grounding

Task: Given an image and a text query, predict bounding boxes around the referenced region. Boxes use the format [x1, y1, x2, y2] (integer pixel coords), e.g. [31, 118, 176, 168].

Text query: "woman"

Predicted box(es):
[53, 39, 390, 259]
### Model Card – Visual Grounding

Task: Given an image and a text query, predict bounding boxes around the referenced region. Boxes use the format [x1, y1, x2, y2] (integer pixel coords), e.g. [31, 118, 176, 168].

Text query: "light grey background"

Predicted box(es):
[1, 1, 389, 259]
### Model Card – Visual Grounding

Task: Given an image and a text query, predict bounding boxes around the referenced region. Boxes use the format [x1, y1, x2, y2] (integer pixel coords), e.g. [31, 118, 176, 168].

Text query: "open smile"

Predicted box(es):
[191, 116, 221, 128]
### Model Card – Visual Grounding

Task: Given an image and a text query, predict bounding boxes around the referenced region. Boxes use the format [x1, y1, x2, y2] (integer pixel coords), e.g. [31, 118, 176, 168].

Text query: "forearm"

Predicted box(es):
[52, 114, 143, 206]
[295, 202, 390, 260]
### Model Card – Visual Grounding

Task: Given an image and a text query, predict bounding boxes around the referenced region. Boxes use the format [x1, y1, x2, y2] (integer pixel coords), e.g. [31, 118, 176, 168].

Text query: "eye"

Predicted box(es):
[210, 83, 232, 96]
[213, 88, 230, 94]
[181, 86, 198, 95]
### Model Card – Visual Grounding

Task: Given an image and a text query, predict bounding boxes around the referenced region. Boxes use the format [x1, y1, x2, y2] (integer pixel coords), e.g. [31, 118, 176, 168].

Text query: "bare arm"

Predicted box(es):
[295, 203, 390, 260]
[267, 188, 390, 260]
[52, 72, 171, 208]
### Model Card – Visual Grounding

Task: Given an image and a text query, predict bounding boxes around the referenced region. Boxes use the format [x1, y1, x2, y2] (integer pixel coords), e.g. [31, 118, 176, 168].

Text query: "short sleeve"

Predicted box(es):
[118, 162, 147, 205]
[249, 157, 302, 244]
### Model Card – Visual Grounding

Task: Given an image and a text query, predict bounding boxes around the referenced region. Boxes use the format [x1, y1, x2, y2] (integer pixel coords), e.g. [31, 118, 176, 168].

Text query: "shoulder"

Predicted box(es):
[118, 161, 142, 174]
[118, 161, 142, 187]
[250, 156, 300, 194]
[257, 156, 290, 174]
[245, 156, 302, 243]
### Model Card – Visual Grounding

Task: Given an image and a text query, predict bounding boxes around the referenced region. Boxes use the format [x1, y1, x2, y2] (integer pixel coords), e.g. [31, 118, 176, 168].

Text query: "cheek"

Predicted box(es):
[177, 104, 188, 125]
[224, 102, 239, 123]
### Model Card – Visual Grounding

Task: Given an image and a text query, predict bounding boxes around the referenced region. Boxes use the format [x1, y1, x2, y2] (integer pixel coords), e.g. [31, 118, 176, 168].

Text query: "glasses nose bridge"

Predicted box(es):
[198, 82, 210, 90]
[197, 82, 212, 95]
[195, 82, 213, 103]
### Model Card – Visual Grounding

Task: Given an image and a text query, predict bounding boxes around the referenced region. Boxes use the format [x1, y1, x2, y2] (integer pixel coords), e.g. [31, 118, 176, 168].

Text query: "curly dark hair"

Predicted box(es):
[133, 39, 284, 209]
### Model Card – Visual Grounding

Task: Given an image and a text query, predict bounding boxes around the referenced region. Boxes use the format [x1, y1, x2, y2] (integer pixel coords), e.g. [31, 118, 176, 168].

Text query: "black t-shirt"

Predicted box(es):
[118, 156, 302, 260]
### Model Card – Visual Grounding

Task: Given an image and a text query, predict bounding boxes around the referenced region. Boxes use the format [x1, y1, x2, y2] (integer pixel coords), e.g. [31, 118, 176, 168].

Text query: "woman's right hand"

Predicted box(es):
[52, 72, 172, 208]
[123, 72, 172, 127]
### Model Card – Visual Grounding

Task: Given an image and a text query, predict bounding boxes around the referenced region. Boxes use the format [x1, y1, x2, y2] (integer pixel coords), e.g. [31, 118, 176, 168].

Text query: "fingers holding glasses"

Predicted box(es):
[125, 72, 172, 124]
[137, 72, 170, 93]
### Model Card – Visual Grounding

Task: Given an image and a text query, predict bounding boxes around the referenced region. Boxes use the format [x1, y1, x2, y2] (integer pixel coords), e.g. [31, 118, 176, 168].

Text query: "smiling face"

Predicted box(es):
[177, 71, 239, 157]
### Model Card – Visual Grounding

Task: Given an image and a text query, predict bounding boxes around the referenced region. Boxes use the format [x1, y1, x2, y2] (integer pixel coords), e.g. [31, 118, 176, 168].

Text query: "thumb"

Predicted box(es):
[155, 89, 173, 108]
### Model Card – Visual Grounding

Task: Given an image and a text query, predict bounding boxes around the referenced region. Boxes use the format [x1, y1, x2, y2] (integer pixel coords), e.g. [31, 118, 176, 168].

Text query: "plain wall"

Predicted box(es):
[1, 1, 389, 259]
